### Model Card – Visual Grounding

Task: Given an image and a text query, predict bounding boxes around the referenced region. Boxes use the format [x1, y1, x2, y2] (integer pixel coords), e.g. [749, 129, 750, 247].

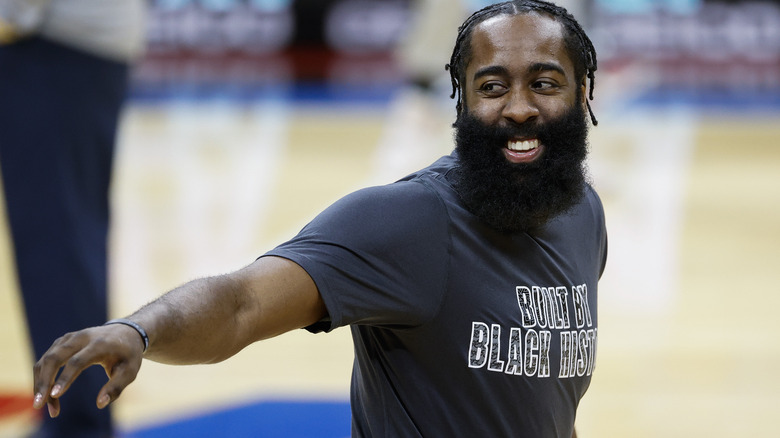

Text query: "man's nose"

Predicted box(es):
[502, 89, 539, 125]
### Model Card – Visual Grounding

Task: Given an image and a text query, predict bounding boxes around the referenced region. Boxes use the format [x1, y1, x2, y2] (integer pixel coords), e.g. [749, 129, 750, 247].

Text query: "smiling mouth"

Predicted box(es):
[504, 139, 543, 163]
[508, 139, 539, 151]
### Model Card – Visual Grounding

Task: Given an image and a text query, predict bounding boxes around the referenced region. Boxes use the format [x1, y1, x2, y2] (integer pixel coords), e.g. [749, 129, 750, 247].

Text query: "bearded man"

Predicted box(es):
[32, 1, 607, 437]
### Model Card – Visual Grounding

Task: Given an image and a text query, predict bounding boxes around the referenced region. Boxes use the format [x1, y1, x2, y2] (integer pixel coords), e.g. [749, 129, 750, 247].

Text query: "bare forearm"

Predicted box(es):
[129, 274, 247, 365]
[126, 256, 325, 365]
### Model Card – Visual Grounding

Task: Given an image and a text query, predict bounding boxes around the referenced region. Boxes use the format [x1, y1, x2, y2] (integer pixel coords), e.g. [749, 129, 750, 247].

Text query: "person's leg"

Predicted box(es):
[0, 37, 129, 438]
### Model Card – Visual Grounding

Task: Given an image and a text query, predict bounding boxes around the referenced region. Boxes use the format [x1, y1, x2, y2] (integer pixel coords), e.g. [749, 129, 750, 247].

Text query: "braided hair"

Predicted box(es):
[445, 0, 599, 125]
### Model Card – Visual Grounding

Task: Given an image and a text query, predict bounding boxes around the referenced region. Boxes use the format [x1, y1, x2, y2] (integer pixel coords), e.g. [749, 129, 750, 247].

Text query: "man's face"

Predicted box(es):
[452, 12, 590, 233]
[462, 12, 585, 159]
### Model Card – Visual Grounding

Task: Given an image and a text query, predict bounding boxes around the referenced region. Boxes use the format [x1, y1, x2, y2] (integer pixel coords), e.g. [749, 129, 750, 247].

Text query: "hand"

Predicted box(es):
[32, 325, 145, 417]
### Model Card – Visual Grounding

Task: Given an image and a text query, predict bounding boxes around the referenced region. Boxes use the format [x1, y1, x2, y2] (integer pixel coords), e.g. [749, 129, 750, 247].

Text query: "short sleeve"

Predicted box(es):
[265, 180, 452, 332]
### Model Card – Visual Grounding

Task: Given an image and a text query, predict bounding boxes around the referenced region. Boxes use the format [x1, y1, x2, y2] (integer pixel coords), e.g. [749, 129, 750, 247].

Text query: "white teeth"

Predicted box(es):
[507, 139, 539, 151]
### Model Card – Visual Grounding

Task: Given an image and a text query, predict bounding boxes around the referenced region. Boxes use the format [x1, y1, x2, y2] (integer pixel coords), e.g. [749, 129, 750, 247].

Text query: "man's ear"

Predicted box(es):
[580, 78, 587, 104]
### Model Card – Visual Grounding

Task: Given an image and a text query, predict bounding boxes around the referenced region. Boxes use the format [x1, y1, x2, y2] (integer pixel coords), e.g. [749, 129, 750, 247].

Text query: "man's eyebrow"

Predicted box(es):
[472, 65, 509, 81]
[528, 62, 566, 76]
[472, 63, 566, 81]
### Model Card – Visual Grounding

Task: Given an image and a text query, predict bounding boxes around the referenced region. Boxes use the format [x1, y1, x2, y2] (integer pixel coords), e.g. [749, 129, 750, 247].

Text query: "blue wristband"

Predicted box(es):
[104, 318, 149, 353]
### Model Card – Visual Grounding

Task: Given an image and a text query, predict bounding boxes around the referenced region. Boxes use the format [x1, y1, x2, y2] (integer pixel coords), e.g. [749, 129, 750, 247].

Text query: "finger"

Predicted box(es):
[96, 359, 142, 409]
[33, 392, 44, 410]
[49, 350, 101, 401]
[47, 398, 60, 418]
[32, 335, 77, 409]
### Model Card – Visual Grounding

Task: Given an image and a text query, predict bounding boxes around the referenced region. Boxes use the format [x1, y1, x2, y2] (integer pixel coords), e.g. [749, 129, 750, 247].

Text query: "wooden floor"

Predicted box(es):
[1, 84, 779, 437]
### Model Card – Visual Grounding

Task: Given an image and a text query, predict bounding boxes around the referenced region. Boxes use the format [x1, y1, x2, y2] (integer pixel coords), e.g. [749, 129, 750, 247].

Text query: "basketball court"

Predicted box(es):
[2, 1, 780, 436]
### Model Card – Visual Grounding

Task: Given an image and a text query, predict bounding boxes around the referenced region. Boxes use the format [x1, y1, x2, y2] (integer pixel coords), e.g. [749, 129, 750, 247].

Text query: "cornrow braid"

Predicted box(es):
[445, 0, 599, 125]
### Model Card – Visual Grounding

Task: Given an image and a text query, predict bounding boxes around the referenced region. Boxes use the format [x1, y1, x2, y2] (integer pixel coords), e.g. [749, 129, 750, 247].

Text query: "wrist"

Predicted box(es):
[104, 319, 150, 353]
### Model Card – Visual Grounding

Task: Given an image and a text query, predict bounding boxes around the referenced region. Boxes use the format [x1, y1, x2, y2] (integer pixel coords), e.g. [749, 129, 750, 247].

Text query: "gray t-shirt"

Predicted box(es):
[266, 154, 608, 437]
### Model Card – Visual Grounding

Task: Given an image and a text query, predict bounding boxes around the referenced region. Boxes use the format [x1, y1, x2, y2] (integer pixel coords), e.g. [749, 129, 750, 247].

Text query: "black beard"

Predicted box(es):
[451, 102, 590, 233]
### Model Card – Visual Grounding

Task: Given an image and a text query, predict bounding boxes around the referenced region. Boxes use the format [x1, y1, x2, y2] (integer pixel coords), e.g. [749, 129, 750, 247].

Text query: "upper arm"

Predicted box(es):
[266, 181, 452, 330]
[232, 256, 327, 344]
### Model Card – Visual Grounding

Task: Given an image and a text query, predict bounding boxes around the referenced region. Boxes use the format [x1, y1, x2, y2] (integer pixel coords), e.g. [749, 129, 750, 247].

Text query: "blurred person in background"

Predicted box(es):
[0, 0, 146, 437]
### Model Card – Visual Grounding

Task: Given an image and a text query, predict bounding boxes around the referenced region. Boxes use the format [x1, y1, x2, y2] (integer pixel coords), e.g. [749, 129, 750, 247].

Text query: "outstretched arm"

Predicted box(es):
[32, 256, 325, 417]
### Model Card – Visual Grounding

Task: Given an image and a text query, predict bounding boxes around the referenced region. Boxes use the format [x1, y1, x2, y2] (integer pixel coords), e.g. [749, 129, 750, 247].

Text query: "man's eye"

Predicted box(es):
[533, 81, 557, 90]
[480, 83, 505, 93]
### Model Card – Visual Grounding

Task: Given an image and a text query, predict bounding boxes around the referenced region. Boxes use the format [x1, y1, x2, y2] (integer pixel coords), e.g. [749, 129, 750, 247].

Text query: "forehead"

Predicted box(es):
[467, 12, 573, 77]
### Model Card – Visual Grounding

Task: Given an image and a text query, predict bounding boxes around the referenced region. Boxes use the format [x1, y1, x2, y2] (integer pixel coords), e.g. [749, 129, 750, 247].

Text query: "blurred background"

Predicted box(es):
[1, 0, 779, 436]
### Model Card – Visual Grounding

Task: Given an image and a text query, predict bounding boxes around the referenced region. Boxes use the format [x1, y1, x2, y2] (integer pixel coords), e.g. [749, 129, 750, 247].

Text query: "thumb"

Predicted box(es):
[96, 359, 142, 409]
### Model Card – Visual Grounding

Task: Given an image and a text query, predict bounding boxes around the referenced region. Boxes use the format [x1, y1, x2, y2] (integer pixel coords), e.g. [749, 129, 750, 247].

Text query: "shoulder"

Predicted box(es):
[575, 184, 608, 275]
[317, 155, 457, 229]
[582, 184, 606, 222]
[545, 184, 607, 250]
[315, 178, 450, 238]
